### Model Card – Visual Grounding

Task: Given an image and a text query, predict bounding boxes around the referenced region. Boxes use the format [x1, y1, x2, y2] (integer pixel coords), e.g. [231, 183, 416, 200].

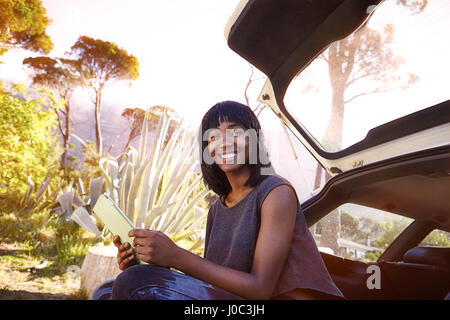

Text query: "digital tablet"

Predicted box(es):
[93, 193, 146, 264]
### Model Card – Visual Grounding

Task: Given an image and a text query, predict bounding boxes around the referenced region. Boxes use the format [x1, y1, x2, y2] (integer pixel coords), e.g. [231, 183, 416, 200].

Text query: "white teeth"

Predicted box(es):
[221, 153, 236, 159]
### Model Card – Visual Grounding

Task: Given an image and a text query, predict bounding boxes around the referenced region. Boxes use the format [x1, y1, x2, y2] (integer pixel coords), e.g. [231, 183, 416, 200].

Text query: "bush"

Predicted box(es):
[0, 83, 63, 210]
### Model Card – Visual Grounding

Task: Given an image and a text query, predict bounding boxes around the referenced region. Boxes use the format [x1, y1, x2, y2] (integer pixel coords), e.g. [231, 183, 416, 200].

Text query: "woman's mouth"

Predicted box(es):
[218, 151, 238, 164]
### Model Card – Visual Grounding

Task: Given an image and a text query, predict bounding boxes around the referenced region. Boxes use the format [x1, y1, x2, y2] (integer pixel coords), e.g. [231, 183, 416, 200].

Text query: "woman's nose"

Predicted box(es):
[218, 140, 235, 155]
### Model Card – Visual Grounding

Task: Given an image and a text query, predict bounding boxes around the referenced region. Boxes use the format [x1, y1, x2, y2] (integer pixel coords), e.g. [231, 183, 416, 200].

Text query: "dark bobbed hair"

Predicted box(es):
[199, 100, 272, 197]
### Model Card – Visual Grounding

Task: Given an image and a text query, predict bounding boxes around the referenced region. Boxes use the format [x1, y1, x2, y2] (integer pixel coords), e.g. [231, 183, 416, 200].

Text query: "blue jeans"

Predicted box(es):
[91, 265, 244, 300]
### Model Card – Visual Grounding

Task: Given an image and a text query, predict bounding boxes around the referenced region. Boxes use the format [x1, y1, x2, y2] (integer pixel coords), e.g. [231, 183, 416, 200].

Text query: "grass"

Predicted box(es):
[0, 204, 205, 300]
[0, 208, 99, 300]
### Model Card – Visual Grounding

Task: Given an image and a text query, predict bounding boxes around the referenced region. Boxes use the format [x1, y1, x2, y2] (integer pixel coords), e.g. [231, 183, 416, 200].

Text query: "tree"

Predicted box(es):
[121, 105, 179, 152]
[23, 56, 85, 168]
[374, 217, 411, 249]
[340, 211, 360, 240]
[69, 36, 139, 155]
[320, 25, 418, 152]
[0, 83, 62, 207]
[310, 1, 426, 253]
[120, 107, 144, 151]
[0, 0, 53, 56]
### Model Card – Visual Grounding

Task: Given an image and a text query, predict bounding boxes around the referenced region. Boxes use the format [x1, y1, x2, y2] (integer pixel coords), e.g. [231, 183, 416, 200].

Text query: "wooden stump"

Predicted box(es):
[80, 245, 122, 299]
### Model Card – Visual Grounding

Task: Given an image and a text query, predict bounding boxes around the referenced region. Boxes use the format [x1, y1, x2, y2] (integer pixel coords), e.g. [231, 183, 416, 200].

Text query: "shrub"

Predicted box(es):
[0, 83, 63, 210]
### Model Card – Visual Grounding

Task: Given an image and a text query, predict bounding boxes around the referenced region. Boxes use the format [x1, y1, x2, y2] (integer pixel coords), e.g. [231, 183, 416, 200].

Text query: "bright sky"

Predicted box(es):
[1, 0, 447, 151]
[0, 0, 269, 130]
[2, 0, 448, 202]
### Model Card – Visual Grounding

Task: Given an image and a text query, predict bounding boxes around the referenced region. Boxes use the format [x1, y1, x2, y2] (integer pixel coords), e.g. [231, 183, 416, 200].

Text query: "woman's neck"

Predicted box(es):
[224, 166, 253, 205]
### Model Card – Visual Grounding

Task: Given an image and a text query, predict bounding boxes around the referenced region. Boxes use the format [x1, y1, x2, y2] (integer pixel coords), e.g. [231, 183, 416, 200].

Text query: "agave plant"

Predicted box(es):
[98, 108, 211, 251]
[15, 173, 59, 215]
[56, 176, 105, 238]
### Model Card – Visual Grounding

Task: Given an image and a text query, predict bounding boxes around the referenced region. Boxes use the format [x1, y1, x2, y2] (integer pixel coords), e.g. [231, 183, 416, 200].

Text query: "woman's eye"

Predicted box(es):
[233, 129, 245, 137]
[209, 133, 220, 142]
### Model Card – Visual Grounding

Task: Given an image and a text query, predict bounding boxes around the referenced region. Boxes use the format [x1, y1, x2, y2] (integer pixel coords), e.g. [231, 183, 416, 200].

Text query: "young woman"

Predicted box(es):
[93, 100, 344, 300]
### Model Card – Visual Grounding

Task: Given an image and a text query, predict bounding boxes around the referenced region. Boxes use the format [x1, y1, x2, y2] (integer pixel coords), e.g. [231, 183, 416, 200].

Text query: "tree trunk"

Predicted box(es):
[322, 84, 345, 151]
[319, 208, 341, 255]
[61, 97, 71, 168]
[94, 87, 103, 156]
[80, 245, 121, 299]
[312, 42, 351, 255]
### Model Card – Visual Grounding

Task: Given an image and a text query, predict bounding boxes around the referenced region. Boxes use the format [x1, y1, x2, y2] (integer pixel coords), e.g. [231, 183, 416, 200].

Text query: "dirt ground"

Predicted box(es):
[0, 242, 86, 300]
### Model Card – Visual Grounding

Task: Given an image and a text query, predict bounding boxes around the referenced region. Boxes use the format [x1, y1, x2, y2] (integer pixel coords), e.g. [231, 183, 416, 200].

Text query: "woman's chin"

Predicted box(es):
[217, 163, 245, 173]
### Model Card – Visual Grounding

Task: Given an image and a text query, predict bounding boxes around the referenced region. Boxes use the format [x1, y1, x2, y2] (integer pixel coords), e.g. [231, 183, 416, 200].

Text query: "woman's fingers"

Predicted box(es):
[128, 228, 151, 238]
[118, 229, 177, 267]
[113, 235, 121, 247]
[134, 244, 151, 255]
[119, 255, 136, 271]
[117, 243, 138, 271]
[119, 242, 130, 251]
[119, 247, 134, 260]
[133, 237, 151, 247]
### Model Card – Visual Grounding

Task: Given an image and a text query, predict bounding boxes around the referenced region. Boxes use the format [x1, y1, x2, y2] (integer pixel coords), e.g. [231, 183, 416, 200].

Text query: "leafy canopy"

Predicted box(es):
[23, 56, 85, 97]
[0, 0, 53, 56]
[69, 36, 139, 89]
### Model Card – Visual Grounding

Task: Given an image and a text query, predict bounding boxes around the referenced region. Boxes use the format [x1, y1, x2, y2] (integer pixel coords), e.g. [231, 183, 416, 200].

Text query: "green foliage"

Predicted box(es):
[70, 35, 139, 87]
[340, 211, 383, 246]
[79, 141, 105, 186]
[422, 229, 450, 247]
[339, 211, 413, 262]
[0, 0, 53, 56]
[17, 172, 58, 215]
[0, 208, 51, 243]
[0, 83, 63, 209]
[23, 56, 87, 174]
[69, 35, 140, 155]
[0, 209, 98, 279]
[363, 251, 382, 262]
[374, 217, 411, 249]
[340, 211, 360, 238]
[23, 57, 85, 92]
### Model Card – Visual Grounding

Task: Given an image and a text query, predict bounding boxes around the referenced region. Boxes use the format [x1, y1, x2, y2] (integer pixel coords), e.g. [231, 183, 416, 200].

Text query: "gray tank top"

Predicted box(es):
[204, 174, 344, 298]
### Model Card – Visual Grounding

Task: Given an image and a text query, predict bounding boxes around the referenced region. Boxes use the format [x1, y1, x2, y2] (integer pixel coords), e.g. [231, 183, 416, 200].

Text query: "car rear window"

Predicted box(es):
[284, 0, 450, 152]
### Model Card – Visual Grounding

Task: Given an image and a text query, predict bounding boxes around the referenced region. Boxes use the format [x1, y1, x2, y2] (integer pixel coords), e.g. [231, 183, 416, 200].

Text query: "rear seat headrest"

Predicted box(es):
[403, 247, 450, 265]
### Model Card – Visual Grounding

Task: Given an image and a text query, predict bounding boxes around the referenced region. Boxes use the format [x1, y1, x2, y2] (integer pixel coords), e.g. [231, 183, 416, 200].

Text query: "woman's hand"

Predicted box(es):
[129, 229, 180, 268]
[113, 236, 138, 271]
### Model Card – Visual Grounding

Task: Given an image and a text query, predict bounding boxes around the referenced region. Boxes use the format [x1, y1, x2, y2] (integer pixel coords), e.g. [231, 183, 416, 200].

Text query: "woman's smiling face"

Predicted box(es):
[206, 121, 250, 173]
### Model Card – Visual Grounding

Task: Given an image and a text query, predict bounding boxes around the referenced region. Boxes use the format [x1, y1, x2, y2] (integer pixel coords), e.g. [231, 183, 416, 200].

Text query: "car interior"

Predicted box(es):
[226, 0, 450, 299]
[302, 143, 450, 299]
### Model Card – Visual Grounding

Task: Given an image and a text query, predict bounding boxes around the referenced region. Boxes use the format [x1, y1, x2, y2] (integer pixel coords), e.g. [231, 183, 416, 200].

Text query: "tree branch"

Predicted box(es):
[344, 87, 392, 104]
[244, 64, 254, 106]
[54, 108, 65, 137]
[59, 108, 67, 117]
[255, 104, 267, 118]
[345, 70, 376, 89]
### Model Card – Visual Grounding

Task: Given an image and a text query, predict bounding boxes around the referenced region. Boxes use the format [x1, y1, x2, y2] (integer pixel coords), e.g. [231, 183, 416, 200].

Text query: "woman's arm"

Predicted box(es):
[130, 184, 297, 300]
